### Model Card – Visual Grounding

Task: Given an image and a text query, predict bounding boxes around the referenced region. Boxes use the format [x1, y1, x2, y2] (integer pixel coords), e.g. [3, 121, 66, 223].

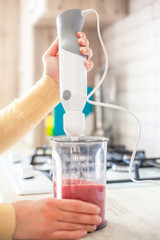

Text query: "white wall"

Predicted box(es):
[103, 0, 160, 156]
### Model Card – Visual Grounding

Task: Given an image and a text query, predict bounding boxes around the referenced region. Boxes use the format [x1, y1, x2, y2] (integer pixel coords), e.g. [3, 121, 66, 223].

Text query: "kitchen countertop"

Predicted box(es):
[0, 160, 160, 240]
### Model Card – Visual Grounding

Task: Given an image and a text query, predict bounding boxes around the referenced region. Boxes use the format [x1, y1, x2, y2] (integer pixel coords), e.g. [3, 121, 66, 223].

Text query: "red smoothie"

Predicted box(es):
[54, 179, 105, 226]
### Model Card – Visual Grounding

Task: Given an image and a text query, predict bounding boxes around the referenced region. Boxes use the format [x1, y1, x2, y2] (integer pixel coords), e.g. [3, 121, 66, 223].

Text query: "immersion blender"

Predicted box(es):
[55, 9, 108, 230]
[56, 9, 87, 138]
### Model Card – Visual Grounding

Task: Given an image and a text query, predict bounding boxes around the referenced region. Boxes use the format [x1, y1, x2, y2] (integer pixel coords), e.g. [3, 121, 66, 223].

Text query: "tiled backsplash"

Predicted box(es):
[103, 0, 160, 156]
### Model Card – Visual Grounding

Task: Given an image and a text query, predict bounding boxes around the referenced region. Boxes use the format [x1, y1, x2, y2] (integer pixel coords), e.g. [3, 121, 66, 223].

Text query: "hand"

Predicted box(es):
[77, 32, 94, 72]
[12, 198, 101, 240]
[42, 32, 93, 83]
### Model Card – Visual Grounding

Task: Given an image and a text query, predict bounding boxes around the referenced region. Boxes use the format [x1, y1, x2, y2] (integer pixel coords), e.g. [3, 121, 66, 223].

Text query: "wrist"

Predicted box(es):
[43, 71, 59, 84]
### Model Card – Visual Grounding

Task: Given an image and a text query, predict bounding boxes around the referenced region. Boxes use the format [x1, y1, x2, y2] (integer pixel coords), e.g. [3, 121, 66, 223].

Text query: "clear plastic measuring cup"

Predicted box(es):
[50, 136, 108, 229]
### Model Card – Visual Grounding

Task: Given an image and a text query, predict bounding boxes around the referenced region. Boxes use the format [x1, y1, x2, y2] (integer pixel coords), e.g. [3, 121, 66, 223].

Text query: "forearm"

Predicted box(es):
[0, 74, 60, 154]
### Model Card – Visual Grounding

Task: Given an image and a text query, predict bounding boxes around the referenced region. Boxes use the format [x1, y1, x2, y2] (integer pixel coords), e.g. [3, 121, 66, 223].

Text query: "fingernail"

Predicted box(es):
[82, 48, 87, 53]
[90, 225, 97, 231]
[94, 207, 100, 214]
[96, 216, 102, 224]
[81, 230, 87, 236]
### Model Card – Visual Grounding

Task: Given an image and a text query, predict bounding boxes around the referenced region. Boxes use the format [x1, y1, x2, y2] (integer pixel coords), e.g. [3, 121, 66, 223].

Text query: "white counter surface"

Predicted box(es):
[0, 160, 160, 240]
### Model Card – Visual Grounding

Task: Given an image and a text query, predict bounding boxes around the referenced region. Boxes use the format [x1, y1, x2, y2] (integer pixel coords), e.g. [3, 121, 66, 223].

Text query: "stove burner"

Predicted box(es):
[29, 144, 160, 183]
[111, 162, 130, 172]
[29, 145, 52, 172]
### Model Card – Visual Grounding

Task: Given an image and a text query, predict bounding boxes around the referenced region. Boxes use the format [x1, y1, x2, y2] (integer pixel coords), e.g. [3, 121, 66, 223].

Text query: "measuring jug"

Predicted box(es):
[50, 136, 108, 229]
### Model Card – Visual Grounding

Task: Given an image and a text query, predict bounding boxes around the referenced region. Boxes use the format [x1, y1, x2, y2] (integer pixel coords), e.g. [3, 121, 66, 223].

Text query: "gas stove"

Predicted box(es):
[106, 145, 160, 184]
[30, 144, 160, 184]
[3, 144, 160, 195]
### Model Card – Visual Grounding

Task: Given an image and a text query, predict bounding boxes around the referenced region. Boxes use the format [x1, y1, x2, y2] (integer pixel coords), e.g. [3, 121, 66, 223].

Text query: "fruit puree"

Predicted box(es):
[54, 179, 105, 225]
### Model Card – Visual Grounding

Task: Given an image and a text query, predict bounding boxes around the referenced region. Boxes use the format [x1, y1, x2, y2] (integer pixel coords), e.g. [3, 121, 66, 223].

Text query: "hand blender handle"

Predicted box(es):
[56, 9, 86, 58]
[56, 9, 87, 136]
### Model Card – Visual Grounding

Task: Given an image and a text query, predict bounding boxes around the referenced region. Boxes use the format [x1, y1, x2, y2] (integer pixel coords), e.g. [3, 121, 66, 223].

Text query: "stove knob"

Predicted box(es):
[21, 165, 34, 179]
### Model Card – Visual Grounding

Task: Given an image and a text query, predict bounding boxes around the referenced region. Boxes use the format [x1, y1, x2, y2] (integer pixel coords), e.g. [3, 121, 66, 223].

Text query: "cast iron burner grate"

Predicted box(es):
[29, 145, 160, 183]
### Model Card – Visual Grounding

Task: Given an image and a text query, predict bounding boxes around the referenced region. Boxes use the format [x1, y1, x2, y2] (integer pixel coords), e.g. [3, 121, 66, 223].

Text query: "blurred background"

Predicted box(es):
[1, 0, 160, 157]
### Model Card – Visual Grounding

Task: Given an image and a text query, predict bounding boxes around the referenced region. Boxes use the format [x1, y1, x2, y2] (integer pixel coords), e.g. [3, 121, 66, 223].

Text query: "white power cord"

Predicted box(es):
[82, 9, 160, 185]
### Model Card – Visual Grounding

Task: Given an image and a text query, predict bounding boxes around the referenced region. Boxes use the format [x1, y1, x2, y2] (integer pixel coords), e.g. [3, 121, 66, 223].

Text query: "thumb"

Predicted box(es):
[45, 37, 58, 57]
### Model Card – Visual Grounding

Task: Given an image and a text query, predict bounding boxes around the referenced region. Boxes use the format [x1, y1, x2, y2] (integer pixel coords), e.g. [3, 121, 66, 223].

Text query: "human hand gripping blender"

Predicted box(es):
[50, 8, 160, 233]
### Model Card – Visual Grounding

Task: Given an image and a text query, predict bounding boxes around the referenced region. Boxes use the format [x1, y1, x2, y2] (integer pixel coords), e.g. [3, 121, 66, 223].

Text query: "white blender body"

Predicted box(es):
[57, 9, 87, 137]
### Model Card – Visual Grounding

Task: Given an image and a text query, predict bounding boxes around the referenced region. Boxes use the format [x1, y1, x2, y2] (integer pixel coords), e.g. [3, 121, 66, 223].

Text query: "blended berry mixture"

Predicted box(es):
[54, 179, 105, 225]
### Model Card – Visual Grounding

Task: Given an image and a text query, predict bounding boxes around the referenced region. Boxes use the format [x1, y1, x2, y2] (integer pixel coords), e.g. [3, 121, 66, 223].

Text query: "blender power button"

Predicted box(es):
[63, 90, 71, 100]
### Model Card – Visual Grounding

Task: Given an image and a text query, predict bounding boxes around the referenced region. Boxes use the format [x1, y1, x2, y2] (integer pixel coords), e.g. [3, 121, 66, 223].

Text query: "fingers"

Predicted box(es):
[78, 38, 89, 47]
[58, 211, 102, 226]
[84, 60, 94, 72]
[51, 230, 87, 240]
[57, 199, 100, 215]
[77, 31, 93, 63]
[80, 47, 93, 60]
[77, 32, 86, 39]
[56, 221, 97, 232]
[80, 46, 94, 72]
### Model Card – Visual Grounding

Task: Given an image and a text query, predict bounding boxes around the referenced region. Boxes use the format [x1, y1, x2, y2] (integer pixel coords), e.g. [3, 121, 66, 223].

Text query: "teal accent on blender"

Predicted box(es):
[50, 87, 93, 136]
